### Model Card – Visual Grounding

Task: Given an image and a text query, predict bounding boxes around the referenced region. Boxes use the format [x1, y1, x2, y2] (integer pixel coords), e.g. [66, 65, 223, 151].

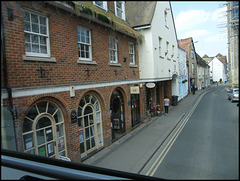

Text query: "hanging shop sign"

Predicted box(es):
[130, 86, 140, 94]
[146, 83, 155, 88]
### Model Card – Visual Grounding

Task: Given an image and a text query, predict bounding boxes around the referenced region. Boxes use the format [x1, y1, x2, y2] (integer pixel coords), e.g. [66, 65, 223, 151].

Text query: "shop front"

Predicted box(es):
[110, 88, 125, 141]
[130, 86, 140, 128]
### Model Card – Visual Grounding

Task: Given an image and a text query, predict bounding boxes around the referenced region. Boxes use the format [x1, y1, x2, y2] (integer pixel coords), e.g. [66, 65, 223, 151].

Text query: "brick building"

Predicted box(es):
[1, 1, 147, 162]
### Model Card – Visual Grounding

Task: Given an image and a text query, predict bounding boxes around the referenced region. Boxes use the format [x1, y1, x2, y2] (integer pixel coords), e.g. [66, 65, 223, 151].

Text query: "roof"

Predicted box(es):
[47, 1, 143, 41]
[125, 1, 157, 28]
[202, 53, 227, 65]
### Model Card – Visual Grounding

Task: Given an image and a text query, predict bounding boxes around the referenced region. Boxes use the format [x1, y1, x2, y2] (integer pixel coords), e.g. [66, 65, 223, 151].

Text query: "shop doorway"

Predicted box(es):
[131, 94, 140, 128]
[110, 89, 125, 141]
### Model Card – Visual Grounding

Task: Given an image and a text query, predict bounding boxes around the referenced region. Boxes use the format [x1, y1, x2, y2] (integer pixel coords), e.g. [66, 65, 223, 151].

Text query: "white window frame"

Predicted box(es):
[77, 26, 92, 61]
[164, 10, 168, 27]
[93, 1, 108, 11]
[23, 10, 50, 57]
[109, 36, 118, 63]
[166, 41, 169, 59]
[158, 37, 162, 57]
[171, 45, 175, 58]
[114, 1, 126, 20]
[129, 43, 135, 65]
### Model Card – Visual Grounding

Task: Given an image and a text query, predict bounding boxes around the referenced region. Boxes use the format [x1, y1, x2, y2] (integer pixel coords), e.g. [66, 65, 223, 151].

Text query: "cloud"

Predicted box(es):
[175, 9, 211, 32]
[180, 29, 209, 39]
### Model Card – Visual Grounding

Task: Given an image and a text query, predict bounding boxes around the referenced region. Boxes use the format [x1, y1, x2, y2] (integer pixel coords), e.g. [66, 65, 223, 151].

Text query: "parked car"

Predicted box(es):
[227, 88, 239, 102]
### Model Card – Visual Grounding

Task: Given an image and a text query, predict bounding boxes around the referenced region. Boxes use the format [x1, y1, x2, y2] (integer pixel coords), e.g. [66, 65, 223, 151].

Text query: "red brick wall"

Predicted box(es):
[1, 1, 144, 162]
[1, 1, 139, 88]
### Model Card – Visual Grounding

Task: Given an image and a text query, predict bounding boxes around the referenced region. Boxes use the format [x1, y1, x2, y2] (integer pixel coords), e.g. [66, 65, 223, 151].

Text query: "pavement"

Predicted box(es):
[82, 84, 222, 175]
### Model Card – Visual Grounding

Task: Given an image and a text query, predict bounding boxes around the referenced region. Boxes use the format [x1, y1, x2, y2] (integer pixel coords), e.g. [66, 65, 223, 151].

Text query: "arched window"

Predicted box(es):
[78, 94, 103, 157]
[22, 101, 67, 159]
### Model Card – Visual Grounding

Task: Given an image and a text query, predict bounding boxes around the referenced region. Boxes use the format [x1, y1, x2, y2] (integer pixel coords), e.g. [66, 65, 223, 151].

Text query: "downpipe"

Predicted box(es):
[1, 9, 17, 151]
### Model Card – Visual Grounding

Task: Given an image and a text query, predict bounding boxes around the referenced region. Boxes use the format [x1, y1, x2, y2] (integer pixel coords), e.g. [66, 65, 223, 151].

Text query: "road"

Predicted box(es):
[142, 85, 239, 179]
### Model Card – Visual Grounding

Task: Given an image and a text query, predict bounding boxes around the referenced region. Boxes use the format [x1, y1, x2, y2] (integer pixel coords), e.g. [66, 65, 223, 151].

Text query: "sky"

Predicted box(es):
[170, 1, 228, 58]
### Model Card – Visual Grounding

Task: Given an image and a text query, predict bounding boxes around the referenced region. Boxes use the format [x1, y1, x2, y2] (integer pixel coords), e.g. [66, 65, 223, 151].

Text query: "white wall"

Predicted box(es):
[138, 1, 178, 80]
[209, 57, 225, 82]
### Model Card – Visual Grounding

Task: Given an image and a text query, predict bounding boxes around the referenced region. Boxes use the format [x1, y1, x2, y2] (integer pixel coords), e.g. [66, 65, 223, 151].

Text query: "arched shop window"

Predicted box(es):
[22, 101, 67, 159]
[78, 94, 103, 157]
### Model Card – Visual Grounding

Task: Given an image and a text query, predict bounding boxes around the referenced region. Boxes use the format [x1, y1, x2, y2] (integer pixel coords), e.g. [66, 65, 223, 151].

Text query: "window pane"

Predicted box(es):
[23, 118, 33, 133]
[56, 124, 63, 138]
[32, 44, 39, 53]
[91, 137, 95, 148]
[25, 34, 30, 43]
[86, 139, 90, 150]
[90, 126, 95, 136]
[38, 145, 46, 156]
[57, 137, 65, 152]
[80, 142, 85, 154]
[23, 12, 30, 21]
[84, 106, 93, 115]
[37, 129, 45, 145]
[40, 45, 47, 54]
[32, 35, 39, 43]
[46, 128, 53, 142]
[47, 102, 57, 115]
[31, 14, 38, 23]
[36, 117, 51, 129]
[40, 25, 47, 35]
[78, 118, 83, 127]
[47, 143, 55, 156]
[26, 105, 38, 120]
[85, 127, 90, 139]
[91, 96, 96, 104]
[84, 116, 89, 127]
[40, 16, 46, 25]
[32, 23, 39, 33]
[96, 112, 100, 123]
[116, 2, 122, 8]
[37, 102, 47, 113]
[23, 133, 34, 150]
[89, 115, 94, 125]
[25, 43, 31, 53]
[24, 22, 31, 31]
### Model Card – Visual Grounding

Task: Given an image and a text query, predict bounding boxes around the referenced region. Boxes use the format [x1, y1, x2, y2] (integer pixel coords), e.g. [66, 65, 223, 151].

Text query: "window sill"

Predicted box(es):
[23, 55, 56, 62]
[129, 64, 138, 68]
[77, 60, 97, 65]
[109, 63, 121, 67]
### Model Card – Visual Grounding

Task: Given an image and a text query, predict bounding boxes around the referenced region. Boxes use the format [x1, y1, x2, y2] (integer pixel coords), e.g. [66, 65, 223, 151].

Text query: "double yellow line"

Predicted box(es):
[146, 93, 205, 176]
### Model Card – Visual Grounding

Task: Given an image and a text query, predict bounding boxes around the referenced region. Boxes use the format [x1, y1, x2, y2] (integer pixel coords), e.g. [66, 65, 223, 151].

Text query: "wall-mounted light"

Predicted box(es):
[123, 57, 127, 62]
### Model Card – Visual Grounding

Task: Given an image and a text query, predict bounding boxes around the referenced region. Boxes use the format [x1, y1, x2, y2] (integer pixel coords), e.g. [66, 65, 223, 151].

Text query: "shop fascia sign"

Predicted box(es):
[130, 86, 140, 94]
[146, 82, 155, 88]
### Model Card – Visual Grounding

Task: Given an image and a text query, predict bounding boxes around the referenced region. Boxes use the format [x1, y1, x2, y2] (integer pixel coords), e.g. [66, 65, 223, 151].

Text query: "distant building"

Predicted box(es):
[178, 46, 188, 100]
[202, 54, 227, 83]
[178, 37, 198, 93]
[196, 53, 210, 90]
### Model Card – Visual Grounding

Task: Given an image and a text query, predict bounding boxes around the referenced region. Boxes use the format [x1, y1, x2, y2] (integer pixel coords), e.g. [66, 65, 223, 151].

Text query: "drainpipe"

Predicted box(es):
[1, 10, 17, 151]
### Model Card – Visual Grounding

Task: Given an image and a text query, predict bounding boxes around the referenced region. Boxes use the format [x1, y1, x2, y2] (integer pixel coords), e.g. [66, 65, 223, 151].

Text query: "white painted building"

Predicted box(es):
[126, 1, 179, 109]
[178, 46, 188, 100]
[208, 57, 226, 83]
